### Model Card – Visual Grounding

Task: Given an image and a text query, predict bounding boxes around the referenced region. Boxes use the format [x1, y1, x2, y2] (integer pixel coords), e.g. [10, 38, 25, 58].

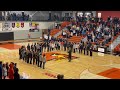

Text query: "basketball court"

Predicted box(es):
[0, 40, 120, 79]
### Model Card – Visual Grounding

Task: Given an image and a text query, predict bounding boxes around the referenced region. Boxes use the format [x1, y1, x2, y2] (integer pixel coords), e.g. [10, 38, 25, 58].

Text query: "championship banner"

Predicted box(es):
[2, 22, 12, 31]
[16, 22, 20, 28]
[29, 22, 39, 32]
[12, 23, 15, 28]
[21, 22, 24, 28]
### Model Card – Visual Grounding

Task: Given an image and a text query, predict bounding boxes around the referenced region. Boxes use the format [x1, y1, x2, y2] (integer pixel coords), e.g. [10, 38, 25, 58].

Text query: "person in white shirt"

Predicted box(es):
[73, 43, 76, 53]
[50, 42, 52, 51]
[51, 43, 55, 51]
[73, 29, 76, 35]
[71, 32, 73, 36]
[75, 43, 79, 53]
[2, 64, 7, 79]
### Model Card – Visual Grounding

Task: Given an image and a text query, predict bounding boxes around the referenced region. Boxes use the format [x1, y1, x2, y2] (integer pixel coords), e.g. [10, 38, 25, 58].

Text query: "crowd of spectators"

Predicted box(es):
[0, 12, 30, 21]
[59, 15, 120, 52]
[0, 61, 20, 79]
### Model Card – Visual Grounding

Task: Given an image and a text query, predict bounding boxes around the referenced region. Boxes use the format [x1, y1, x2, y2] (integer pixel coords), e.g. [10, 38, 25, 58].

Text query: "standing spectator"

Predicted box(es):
[13, 63, 17, 73]
[2, 64, 7, 79]
[8, 64, 14, 79]
[39, 53, 42, 68]
[27, 44, 30, 51]
[19, 47, 22, 60]
[14, 68, 20, 79]
[0, 61, 2, 79]
[6, 62, 9, 76]
[42, 54, 46, 69]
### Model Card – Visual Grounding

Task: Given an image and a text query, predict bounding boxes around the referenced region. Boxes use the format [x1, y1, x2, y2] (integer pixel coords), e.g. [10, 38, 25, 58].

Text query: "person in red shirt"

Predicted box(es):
[8, 64, 14, 79]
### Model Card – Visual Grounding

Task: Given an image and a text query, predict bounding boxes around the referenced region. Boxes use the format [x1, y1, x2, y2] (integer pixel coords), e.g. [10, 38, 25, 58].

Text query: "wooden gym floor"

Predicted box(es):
[0, 41, 120, 79]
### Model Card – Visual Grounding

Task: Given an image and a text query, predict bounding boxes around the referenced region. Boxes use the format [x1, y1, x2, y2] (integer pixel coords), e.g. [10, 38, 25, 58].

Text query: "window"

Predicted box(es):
[70, 13, 73, 17]
[98, 13, 101, 18]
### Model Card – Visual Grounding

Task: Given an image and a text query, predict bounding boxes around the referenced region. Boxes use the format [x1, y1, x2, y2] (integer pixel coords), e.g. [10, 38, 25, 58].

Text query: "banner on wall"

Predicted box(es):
[16, 22, 20, 28]
[2, 22, 12, 31]
[0, 23, 2, 31]
[29, 22, 39, 32]
[12, 23, 15, 28]
[21, 22, 24, 28]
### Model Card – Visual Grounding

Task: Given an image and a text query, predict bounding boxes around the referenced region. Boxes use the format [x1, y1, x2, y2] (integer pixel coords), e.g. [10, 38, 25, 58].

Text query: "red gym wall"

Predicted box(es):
[96, 11, 120, 20]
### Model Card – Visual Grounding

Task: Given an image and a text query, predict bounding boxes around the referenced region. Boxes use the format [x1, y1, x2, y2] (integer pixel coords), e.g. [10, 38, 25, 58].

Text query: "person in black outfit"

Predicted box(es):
[29, 51, 33, 64]
[13, 63, 17, 73]
[79, 44, 82, 54]
[27, 44, 30, 51]
[19, 48, 22, 60]
[14, 68, 20, 79]
[80, 44, 83, 54]
[47, 42, 50, 52]
[0, 61, 2, 79]
[31, 44, 34, 51]
[37, 52, 40, 67]
[34, 43, 37, 52]
[63, 42, 67, 51]
[32, 51, 36, 65]
[26, 50, 29, 63]
[58, 42, 60, 50]
[90, 46, 93, 56]
[68, 48, 72, 62]
[83, 46, 86, 55]
[86, 45, 89, 55]
[39, 53, 42, 68]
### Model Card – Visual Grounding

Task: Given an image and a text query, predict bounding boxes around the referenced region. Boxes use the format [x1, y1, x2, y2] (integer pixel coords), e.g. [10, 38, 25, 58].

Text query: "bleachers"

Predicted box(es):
[50, 21, 71, 37]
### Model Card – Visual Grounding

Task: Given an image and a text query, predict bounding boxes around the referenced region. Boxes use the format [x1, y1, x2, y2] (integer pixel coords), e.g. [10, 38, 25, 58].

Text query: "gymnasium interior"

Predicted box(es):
[0, 11, 120, 79]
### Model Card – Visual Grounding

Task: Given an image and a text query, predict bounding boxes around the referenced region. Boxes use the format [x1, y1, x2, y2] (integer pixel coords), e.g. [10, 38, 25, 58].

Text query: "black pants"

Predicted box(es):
[79, 49, 80, 53]
[52, 48, 54, 51]
[43, 62, 46, 69]
[25, 57, 28, 62]
[19, 54, 22, 59]
[33, 58, 35, 65]
[68, 55, 71, 62]
[87, 50, 89, 55]
[23, 56, 25, 61]
[29, 58, 32, 64]
[64, 47, 66, 51]
[40, 61, 42, 68]
[73, 49, 75, 53]
[90, 51, 92, 56]
[58, 46, 60, 50]
[47, 47, 49, 52]
[27, 57, 29, 63]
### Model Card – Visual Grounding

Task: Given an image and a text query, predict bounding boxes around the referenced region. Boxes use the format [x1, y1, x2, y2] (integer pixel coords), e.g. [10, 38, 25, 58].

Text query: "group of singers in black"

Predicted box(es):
[19, 43, 46, 69]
